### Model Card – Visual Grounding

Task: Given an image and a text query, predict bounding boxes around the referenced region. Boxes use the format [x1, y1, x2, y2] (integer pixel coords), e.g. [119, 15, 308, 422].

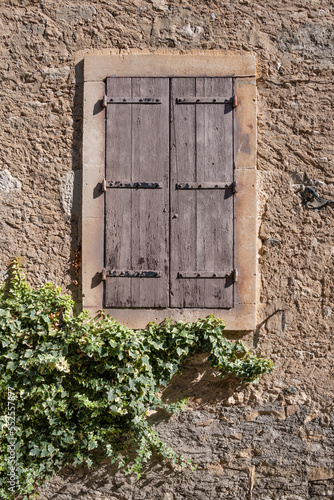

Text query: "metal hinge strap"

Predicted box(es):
[175, 97, 235, 105]
[104, 181, 162, 189]
[175, 181, 237, 194]
[176, 182, 235, 190]
[177, 270, 237, 279]
[103, 270, 161, 278]
[104, 97, 161, 104]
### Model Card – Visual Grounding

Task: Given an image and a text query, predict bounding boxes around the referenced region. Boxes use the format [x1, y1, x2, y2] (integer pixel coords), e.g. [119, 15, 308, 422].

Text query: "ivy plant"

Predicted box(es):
[0, 262, 274, 499]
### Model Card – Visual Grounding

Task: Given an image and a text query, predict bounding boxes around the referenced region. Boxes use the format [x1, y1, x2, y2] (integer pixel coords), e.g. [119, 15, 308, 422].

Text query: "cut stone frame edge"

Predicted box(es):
[81, 51, 257, 331]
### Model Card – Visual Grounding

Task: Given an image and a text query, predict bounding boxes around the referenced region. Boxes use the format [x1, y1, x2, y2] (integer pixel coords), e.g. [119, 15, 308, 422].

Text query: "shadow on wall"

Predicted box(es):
[69, 60, 84, 313]
[160, 352, 248, 407]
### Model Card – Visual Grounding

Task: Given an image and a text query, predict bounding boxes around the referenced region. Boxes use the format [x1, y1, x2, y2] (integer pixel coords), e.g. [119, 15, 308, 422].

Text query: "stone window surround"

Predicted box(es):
[82, 51, 257, 331]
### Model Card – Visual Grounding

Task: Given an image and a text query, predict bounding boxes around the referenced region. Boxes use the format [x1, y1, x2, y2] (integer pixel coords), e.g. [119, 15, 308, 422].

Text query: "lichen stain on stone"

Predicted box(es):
[59, 171, 74, 218]
[0, 169, 21, 193]
[238, 132, 251, 154]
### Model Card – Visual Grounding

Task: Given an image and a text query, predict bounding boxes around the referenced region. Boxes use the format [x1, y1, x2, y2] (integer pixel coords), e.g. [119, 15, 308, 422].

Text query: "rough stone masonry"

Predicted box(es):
[0, 0, 333, 498]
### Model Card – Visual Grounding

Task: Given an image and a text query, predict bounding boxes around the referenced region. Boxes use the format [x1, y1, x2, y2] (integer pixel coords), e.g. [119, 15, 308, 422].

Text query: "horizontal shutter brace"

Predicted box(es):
[177, 270, 238, 282]
[102, 96, 237, 107]
[176, 181, 237, 191]
[102, 269, 161, 280]
[102, 180, 237, 192]
[102, 269, 237, 281]
[102, 96, 161, 106]
[176, 96, 237, 107]
[102, 180, 162, 191]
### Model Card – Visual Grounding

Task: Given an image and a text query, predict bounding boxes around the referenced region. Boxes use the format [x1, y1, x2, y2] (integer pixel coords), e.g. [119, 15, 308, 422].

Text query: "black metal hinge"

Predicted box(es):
[175, 181, 237, 193]
[102, 269, 161, 280]
[102, 179, 162, 190]
[175, 96, 237, 106]
[177, 270, 238, 281]
[103, 95, 237, 106]
[102, 95, 161, 105]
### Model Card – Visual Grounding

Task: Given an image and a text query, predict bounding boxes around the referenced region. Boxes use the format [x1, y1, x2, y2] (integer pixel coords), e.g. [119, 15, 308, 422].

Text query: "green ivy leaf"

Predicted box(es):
[6, 361, 17, 371]
[88, 440, 98, 451]
[4, 352, 19, 359]
[29, 447, 40, 457]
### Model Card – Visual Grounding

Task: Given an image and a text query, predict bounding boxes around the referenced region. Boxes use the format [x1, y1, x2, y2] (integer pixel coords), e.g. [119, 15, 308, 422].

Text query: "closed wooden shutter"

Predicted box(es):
[104, 77, 234, 309]
[170, 78, 234, 308]
[105, 77, 169, 307]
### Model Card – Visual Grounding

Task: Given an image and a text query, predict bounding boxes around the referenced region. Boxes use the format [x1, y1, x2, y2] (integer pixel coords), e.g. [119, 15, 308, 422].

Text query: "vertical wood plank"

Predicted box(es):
[105, 78, 132, 307]
[170, 78, 198, 307]
[196, 78, 234, 308]
[130, 78, 169, 307]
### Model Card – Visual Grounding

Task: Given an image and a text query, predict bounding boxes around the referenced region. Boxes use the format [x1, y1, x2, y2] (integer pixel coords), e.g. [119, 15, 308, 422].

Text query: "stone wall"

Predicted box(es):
[36, 402, 334, 500]
[0, 0, 333, 498]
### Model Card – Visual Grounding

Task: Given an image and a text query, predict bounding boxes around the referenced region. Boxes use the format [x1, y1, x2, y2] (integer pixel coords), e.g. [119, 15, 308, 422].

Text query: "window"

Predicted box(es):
[82, 53, 257, 330]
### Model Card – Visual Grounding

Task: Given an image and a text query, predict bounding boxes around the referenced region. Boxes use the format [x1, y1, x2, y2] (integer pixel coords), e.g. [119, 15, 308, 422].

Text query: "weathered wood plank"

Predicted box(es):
[196, 77, 234, 308]
[105, 78, 132, 307]
[130, 78, 169, 307]
[170, 78, 198, 307]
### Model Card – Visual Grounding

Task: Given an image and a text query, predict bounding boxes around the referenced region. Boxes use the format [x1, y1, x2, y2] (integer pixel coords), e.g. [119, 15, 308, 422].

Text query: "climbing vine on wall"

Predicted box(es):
[0, 261, 274, 499]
